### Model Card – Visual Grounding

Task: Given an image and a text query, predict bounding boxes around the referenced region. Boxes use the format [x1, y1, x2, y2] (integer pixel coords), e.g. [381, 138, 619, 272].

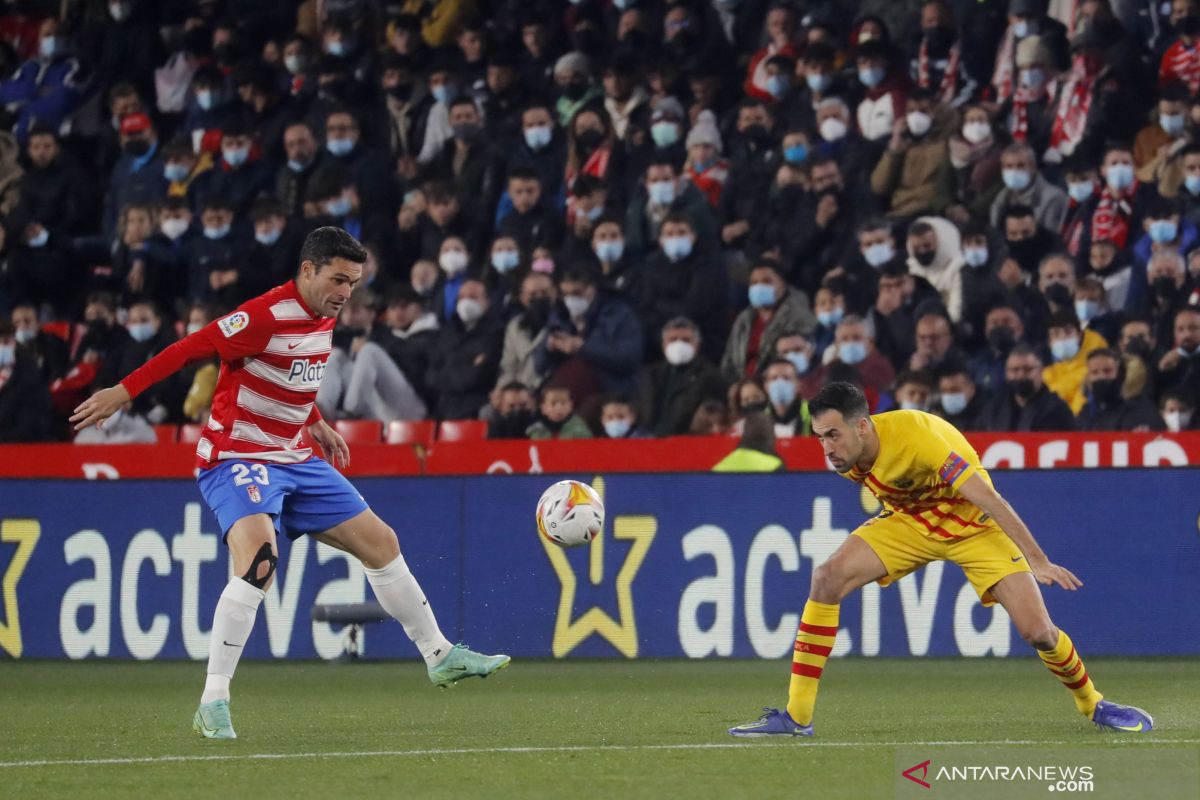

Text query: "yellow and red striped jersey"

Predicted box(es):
[843, 410, 993, 541]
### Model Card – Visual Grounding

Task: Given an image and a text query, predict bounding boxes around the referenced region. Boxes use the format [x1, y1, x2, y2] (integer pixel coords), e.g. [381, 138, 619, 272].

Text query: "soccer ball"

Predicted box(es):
[536, 480, 604, 547]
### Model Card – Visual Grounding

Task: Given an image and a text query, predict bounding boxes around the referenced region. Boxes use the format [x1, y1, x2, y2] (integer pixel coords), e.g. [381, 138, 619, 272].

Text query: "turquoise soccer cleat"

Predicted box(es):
[192, 699, 237, 739]
[427, 643, 511, 688]
[728, 707, 814, 738]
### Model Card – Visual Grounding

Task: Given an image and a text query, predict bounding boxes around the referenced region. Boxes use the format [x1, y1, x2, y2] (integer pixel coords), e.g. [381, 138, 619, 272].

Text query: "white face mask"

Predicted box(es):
[961, 121, 991, 145]
[819, 117, 848, 142]
[906, 111, 933, 137]
[1164, 409, 1192, 433]
[161, 218, 189, 240]
[456, 297, 483, 324]
[563, 294, 591, 319]
[439, 250, 468, 275]
[663, 340, 696, 366]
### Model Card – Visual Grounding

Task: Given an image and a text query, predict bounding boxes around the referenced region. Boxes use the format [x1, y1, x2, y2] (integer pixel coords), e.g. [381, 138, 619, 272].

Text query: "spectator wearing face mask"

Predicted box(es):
[508, 101, 566, 204]
[944, 104, 1003, 225]
[770, 330, 820, 384]
[553, 52, 602, 128]
[185, 195, 246, 304]
[526, 383, 593, 440]
[1159, 9, 1200, 96]
[721, 258, 816, 381]
[1164, 143, 1200, 225]
[998, 35, 1059, 157]
[587, 214, 639, 297]
[103, 299, 183, 423]
[905, 217, 965, 322]
[10, 302, 67, 382]
[870, 88, 956, 222]
[958, 222, 1013, 349]
[810, 281, 848, 361]
[638, 316, 726, 437]
[5, 209, 76, 318]
[1156, 306, 1200, 401]
[1044, 31, 1136, 166]
[188, 119, 274, 221]
[684, 111, 728, 210]
[969, 303, 1025, 395]
[600, 394, 649, 439]
[322, 108, 400, 218]
[628, 96, 688, 184]
[978, 343, 1077, 431]
[495, 272, 557, 395]
[842, 219, 902, 308]
[637, 213, 728, 361]
[488, 382, 537, 439]
[426, 278, 504, 419]
[1159, 388, 1196, 432]
[103, 112, 165, 239]
[497, 167, 564, 254]
[784, 158, 866, 294]
[1061, 155, 1099, 258]
[0, 319, 54, 442]
[241, 198, 302, 300]
[1077, 347, 1162, 431]
[1136, 250, 1194, 346]
[1116, 317, 1157, 398]
[803, 314, 895, 399]
[421, 96, 503, 226]
[1134, 82, 1191, 185]
[1075, 143, 1158, 266]
[934, 360, 982, 429]
[990, 0, 1068, 107]
[626, 157, 718, 260]
[813, 97, 875, 194]
[718, 98, 780, 251]
[1128, 198, 1198, 310]
[743, 5, 800, 102]
[536, 266, 643, 406]
[760, 358, 810, 437]
[1072, 275, 1123, 347]
[855, 39, 909, 146]
[0, 18, 84, 144]
[887, 369, 935, 412]
[1044, 309, 1108, 413]
[989, 143, 1067, 234]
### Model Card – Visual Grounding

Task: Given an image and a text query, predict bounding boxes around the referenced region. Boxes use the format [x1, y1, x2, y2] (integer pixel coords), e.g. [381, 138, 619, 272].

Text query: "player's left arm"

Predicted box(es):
[307, 413, 350, 470]
[956, 474, 1083, 591]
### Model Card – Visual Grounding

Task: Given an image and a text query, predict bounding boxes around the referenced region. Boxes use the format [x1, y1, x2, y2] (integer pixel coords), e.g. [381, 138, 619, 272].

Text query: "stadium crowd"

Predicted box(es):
[1, 0, 1199, 444]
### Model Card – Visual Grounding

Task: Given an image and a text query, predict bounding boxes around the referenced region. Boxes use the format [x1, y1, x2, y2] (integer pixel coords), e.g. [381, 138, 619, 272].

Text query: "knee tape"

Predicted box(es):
[241, 542, 277, 589]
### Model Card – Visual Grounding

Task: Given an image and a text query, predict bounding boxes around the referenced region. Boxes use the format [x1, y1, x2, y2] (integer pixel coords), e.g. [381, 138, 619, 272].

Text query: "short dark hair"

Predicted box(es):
[1047, 308, 1081, 332]
[895, 368, 934, 390]
[1003, 203, 1036, 224]
[507, 165, 540, 184]
[809, 381, 869, 421]
[1086, 347, 1122, 364]
[299, 227, 368, 272]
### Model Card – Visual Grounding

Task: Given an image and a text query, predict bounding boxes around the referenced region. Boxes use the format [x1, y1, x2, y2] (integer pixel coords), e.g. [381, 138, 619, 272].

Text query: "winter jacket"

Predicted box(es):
[720, 287, 817, 382]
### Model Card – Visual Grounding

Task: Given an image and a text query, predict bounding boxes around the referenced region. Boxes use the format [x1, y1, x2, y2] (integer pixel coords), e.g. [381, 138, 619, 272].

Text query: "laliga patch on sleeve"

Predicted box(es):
[218, 311, 250, 338]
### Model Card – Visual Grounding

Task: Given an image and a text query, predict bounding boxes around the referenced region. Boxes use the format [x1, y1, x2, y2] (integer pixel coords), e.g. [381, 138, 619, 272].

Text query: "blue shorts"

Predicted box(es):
[197, 458, 369, 541]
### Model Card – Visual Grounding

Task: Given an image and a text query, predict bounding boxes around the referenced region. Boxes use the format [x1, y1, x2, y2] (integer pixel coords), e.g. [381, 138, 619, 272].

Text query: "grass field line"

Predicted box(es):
[4, 739, 1200, 769]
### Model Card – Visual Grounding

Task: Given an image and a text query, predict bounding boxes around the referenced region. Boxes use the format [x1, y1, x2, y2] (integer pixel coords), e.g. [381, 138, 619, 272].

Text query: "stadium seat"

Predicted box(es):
[334, 419, 384, 444]
[178, 424, 205, 443]
[153, 424, 177, 445]
[385, 420, 436, 446]
[437, 419, 488, 442]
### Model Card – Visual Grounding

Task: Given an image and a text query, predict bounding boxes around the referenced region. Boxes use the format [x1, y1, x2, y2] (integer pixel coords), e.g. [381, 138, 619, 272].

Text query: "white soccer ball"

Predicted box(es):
[536, 480, 604, 548]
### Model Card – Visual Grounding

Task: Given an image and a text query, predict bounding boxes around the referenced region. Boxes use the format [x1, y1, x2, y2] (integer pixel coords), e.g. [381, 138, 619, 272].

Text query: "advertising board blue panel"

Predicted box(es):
[1, 470, 1196, 660]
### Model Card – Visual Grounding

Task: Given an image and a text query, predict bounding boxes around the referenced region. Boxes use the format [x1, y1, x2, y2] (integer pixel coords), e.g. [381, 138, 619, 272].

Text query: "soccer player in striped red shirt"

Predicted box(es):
[728, 382, 1153, 738]
[72, 227, 510, 740]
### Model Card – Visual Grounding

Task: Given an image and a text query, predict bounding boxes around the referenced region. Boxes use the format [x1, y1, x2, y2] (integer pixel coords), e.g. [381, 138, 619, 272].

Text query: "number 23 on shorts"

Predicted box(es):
[231, 463, 270, 487]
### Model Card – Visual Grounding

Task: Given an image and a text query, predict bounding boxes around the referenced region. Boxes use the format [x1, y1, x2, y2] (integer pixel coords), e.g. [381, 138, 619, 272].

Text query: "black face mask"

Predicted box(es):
[1153, 276, 1179, 300]
[491, 409, 536, 439]
[988, 326, 1017, 354]
[562, 80, 589, 102]
[1043, 282, 1073, 307]
[741, 124, 770, 147]
[1012, 378, 1036, 399]
[1090, 377, 1122, 405]
[87, 319, 111, 338]
[521, 297, 552, 331]
[1123, 335, 1151, 358]
[913, 249, 936, 267]
[452, 123, 482, 142]
[1006, 233, 1049, 274]
[924, 25, 957, 54]
[124, 139, 151, 157]
[576, 128, 604, 151]
[387, 83, 413, 102]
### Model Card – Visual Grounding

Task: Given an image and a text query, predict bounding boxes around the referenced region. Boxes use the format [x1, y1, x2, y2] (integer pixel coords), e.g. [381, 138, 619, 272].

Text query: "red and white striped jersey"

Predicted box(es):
[121, 281, 334, 469]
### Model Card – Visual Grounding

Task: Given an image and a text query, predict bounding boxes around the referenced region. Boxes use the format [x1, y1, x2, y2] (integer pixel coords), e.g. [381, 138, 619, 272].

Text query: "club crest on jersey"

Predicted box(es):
[218, 311, 250, 338]
[246, 485, 261, 504]
[288, 358, 326, 385]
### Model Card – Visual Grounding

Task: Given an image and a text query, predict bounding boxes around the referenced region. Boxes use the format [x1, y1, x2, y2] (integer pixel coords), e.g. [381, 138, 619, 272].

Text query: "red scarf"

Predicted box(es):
[991, 26, 1016, 104]
[1049, 57, 1096, 155]
[1091, 181, 1138, 249]
[918, 38, 960, 105]
[1009, 79, 1055, 143]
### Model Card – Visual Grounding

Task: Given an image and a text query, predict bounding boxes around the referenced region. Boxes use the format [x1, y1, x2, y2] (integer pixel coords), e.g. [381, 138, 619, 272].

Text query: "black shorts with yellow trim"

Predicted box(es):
[852, 512, 1033, 606]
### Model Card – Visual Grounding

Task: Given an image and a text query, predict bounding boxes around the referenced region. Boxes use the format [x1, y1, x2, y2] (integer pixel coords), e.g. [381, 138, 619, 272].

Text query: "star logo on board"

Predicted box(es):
[540, 476, 656, 658]
[0, 519, 40, 658]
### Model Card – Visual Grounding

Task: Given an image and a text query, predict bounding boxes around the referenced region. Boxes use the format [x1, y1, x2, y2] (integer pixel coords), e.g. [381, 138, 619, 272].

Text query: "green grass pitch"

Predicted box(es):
[2, 659, 1197, 799]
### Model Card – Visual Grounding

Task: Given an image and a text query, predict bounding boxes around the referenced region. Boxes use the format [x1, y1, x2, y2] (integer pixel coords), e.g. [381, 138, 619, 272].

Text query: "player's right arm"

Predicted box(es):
[70, 307, 273, 430]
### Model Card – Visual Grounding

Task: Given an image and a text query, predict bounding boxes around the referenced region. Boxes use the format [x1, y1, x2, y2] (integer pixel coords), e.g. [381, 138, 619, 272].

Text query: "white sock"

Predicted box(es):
[364, 552, 454, 666]
[201, 578, 265, 704]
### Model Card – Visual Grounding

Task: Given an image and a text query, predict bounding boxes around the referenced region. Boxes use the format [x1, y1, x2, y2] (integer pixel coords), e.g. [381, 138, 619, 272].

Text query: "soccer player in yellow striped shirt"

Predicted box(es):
[729, 382, 1154, 737]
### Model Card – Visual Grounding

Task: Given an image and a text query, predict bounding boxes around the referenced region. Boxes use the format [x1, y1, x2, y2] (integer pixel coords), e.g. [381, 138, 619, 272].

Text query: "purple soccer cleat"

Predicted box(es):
[728, 707, 814, 738]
